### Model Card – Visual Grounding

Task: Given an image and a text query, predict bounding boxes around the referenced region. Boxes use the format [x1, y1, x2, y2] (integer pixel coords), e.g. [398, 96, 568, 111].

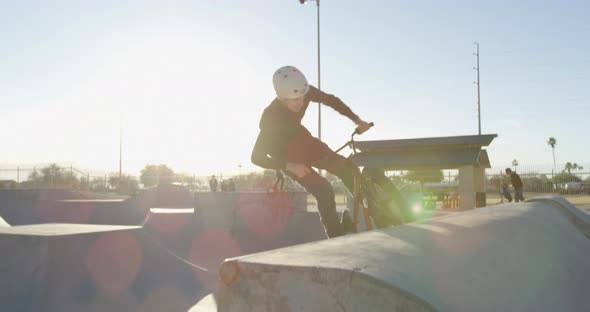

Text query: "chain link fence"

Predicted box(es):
[0, 165, 304, 195]
[1, 163, 588, 198]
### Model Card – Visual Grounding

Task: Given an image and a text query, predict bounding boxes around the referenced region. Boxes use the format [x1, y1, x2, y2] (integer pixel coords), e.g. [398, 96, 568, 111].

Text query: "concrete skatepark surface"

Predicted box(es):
[1, 187, 590, 311]
[0, 186, 324, 311]
[0, 186, 194, 225]
[218, 196, 590, 312]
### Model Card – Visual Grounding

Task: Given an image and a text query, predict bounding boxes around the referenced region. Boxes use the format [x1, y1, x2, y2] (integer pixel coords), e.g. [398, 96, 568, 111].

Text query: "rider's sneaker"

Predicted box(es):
[341, 210, 354, 234]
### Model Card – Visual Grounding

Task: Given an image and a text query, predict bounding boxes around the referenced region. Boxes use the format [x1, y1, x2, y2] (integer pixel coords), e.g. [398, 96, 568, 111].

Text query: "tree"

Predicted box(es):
[175, 172, 208, 192]
[404, 169, 444, 184]
[573, 163, 584, 171]
[520, 174, 551, 193]
[563, 162, 584, 174]
[553, 172, 582, 184]
[140, 164, 176, 188]
[229, 170, 304, 192]
[564, 162, 573, 173]
[108, 173, 139, 195]
[27, 163, 79, 188]
[487, 173, 508, 192]
[547, 137, 557, 174]
[190, 179, 208, 192]
[89, 176, 109, 192]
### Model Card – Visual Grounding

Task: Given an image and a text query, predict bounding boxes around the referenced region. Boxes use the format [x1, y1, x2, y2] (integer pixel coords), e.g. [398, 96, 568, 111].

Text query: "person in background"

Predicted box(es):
[227, 179, 236, 192]
[209, 175, 218, 192]
[505, 168, 524, 202]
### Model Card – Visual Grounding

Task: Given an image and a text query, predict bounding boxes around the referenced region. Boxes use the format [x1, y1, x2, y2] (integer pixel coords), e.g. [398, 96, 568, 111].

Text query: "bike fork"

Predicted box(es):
[353, 172, 373, 232]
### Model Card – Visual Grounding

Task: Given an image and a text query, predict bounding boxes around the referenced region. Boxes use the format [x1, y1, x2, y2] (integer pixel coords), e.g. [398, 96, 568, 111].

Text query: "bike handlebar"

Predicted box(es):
[353, 122, 375, 136]
[335, 122, 375, 154]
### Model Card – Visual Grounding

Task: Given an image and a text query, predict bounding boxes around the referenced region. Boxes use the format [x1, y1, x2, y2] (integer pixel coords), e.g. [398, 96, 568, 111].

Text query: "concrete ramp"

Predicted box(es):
[0, 186, 308, 228]
[218, 197, 590, 312]
[0, 199, 326, 311]
[527, 195, 590, 238]
[0, 184, 192, 226]
[0, 224, 207, 312]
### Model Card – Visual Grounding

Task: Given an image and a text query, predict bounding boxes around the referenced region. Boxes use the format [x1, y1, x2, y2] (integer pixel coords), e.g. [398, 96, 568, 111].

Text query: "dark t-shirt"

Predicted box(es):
[251, 86, 359, 169]
[510, 172, 523, 189]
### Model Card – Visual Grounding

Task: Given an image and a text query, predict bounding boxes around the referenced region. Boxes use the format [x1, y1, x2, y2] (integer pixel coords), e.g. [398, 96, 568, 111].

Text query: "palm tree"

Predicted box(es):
[563, 162, 584, 174]
[547, 137, 557, 176]
[564, 162, 573, 174]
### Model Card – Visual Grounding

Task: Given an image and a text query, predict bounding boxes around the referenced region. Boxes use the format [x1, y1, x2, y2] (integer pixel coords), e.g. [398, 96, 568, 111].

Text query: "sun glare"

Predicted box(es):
[77, 31, 265, 174]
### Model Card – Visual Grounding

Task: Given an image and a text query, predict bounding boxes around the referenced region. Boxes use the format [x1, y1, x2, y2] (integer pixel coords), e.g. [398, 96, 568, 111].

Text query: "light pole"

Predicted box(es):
[473, 42, 481, 136]
[119, 116, 123, 191]
[299, 0, 321, 141]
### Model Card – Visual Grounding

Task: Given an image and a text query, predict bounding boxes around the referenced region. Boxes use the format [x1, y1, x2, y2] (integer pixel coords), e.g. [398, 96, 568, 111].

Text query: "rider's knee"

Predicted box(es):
[334, 158, 360, 177]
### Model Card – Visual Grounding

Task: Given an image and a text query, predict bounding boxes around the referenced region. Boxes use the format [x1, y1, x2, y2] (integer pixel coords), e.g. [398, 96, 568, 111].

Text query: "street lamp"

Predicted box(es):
[119, 116, 123, 191]
[299, 0, 321, 141]
[512, 159, 519, 172]
[473, 42, 481, 136]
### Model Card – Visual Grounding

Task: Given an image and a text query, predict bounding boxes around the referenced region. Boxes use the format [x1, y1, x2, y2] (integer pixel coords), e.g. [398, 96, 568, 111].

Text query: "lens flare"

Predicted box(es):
[412, 203, 423, 214]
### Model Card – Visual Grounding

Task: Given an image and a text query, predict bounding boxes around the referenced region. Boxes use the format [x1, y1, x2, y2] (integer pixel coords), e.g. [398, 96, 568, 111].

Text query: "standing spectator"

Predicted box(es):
[227, 178, 236, 192]
[505, 168, 524, 202]
[209, 175, 218, 192]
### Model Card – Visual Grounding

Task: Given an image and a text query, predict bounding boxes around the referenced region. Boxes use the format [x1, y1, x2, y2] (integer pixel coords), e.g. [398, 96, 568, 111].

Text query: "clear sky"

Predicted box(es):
[1, 0, 588, 176]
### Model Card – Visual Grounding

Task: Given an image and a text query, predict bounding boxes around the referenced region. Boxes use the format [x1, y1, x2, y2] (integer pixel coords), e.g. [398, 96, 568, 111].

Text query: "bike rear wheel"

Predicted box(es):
[362, 170, 409, 228]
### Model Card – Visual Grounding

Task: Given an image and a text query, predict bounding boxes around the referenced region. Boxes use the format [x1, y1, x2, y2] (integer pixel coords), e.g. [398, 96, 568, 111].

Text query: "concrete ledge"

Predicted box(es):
[0, 223, 141, 236]
[219, 262, 434, 312]
[527, 195, 590, 238]
[0, 216, 9, 228]
[0, 187, 308, 228]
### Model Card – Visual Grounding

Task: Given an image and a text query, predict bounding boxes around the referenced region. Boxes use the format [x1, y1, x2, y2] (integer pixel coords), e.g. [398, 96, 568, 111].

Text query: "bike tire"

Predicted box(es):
[362, 175, 405, 228]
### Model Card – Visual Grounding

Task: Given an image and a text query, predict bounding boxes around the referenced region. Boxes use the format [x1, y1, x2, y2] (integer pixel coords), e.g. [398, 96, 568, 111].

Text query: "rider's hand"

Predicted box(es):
[354, 118, 372, 134]
[286, 162, 312, 178]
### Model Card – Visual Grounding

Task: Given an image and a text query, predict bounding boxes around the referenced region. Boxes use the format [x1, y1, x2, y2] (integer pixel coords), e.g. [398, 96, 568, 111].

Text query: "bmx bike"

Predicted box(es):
[335, 123, 412, 233]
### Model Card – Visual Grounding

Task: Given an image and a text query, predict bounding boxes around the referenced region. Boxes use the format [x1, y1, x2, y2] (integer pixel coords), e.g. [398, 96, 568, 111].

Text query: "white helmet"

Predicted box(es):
[272, 66, 309, 99]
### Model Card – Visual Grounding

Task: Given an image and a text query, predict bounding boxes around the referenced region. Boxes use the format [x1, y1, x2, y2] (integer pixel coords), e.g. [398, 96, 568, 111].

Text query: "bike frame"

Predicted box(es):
[334, 131, 360, 155]
[335, 124, 375, 232]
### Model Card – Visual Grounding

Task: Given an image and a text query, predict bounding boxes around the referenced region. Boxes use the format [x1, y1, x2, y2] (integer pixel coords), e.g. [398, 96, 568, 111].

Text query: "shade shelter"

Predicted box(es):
[351, 134, 498, 210]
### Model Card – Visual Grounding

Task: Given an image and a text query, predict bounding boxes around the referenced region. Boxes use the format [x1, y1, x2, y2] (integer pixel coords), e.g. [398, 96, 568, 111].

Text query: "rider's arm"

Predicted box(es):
[251, 109, 288, 170]
[251, 130, 287, 170]
[305, 85, 360, 122]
